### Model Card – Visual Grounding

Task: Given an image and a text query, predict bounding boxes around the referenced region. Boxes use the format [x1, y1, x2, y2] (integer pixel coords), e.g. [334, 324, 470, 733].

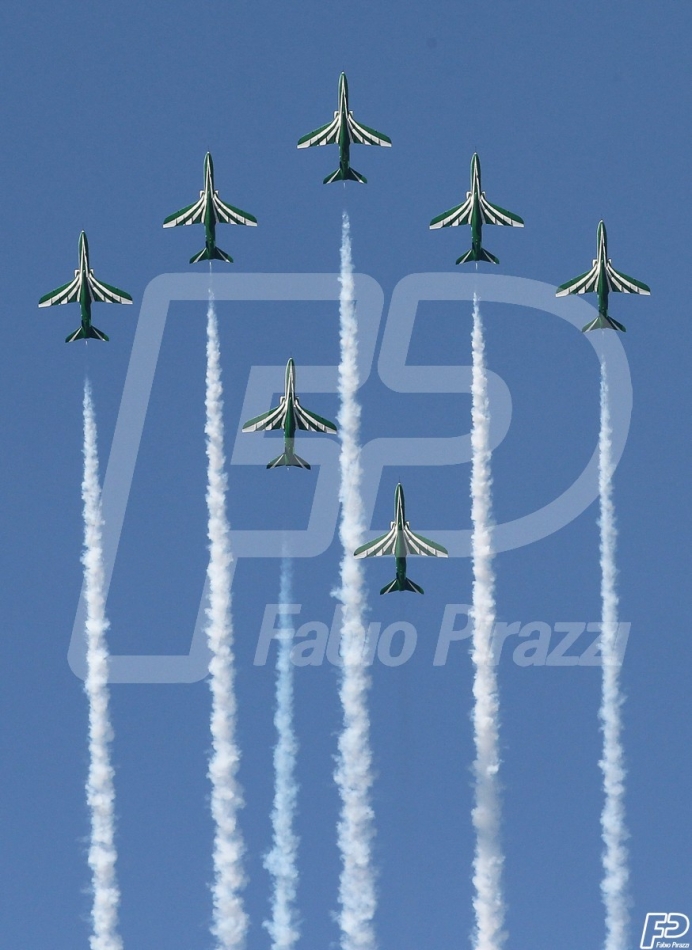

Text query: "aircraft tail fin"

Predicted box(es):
[582, 313, 626, 333]
[456, 246, 499, 266]
[323, 166, 367, 185]
[66, 325, 109, 343]
[267, 450, 311, 470]
[190, 246, 234, 264]
[380, 576, 425, 595]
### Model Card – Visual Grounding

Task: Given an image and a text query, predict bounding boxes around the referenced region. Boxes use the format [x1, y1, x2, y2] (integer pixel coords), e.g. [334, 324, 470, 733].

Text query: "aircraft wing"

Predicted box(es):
[429, 196, 474, 229]
[556, 263, 600, 296]
[87, 274, 133, 305]
[163, 195, 206, 228]
[242, 401, 287, 432]
[402, 525, 448, 557]
[354, 525, 398, 558]
[479, 195, 524, 227]
[38, 275, 81, 307]
[605, 262, 651, 295]
[347, 115, 392, 147]
[212, 194, 258, 227]
[297, 116, 341, 148]
[294, 401, 337, 434]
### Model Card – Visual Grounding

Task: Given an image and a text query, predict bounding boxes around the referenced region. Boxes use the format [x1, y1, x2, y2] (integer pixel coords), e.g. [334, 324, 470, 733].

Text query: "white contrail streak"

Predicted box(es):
[205, 292, 247, 950]
[469, 296, 506, 950]
[597, 361, 629, 950]
[81, 380, 122, 950]
[264, 556, 300, 950]
[335, 212, 377, 950]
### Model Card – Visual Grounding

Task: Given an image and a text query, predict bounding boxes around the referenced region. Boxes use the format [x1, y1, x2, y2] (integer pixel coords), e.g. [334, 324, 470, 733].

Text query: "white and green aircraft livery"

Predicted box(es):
[430, 152, 524, 264]
[354, 483, 448, 595]
[38, 231, 133, 343]
[556, 220, 651, 332]
[297, 72, 392, 184]
[242, 359, 337, 470]
[163, 152, 257, 264]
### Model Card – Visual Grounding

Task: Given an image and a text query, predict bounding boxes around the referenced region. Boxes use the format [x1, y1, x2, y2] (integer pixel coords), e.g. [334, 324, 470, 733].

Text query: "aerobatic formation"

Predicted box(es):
[44, 69, 652, 950]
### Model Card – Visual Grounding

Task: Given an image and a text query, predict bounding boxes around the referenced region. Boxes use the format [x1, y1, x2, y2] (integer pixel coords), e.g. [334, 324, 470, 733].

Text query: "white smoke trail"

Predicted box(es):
[597, 362, 629, 950]
[264, 556, 300, 950]
[205, 293, 247, 950]
[334, 212, 377, 950]
[469, 296, 506, 950]
[81, 380, 122, 950]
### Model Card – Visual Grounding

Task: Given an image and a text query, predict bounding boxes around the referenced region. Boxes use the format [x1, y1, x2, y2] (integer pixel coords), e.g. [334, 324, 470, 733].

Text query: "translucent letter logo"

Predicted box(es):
[68, 272, 631, 684]
[641, 913, 690, 949]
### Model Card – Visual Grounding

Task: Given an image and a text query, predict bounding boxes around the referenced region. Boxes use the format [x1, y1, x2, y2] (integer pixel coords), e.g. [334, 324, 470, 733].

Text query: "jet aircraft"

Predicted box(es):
[38, 231, 132, 342]
[429, 153, 524, 264]
[297, 72, 391, 184]
[242, 359, 337, 470]
[163, 152, 257, 264]
[354, 483, 448, 594]
[556, 220, 650, 332]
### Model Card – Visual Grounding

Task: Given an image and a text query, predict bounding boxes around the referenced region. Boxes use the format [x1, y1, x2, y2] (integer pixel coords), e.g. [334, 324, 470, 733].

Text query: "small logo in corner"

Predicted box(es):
[641, 913, 690, 949]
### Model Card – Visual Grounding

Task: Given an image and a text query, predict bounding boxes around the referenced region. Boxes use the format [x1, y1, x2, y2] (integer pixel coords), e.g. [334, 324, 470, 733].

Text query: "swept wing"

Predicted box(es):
[87, 273, 132, 305]
[430, 195, 523, 230]
[354, 526, 397, 558]
[479, 195, 524, 227]
[556, 261, 650, 297]
[556, 263, 600, 296]
[163, 196, 206, 229]
[354, 525, 448, 558]
[604, 262, 650, 295]
[297, 116, 341, 149]
[242, 402, 287, 432]
[402, 525, 448, 557]
[213, 193, 257, 227]
[38, 276, 81, 308]
[294, 401, 337, 433]
[347, 115, 392, 147]
[430, 196, 474, 229]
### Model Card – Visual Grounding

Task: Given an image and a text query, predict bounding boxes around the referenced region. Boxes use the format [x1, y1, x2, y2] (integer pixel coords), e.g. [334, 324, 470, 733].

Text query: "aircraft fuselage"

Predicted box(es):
[595, 222, 610, 318]
[337, 74, 352, 175]
[202, 156, 218, 256]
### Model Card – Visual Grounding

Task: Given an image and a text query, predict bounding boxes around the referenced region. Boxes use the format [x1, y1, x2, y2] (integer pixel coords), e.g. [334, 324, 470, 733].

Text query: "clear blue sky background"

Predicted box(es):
[0, 2, 689, 948]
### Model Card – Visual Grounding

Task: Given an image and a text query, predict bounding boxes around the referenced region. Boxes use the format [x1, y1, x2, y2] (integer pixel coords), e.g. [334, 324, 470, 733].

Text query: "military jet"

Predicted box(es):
[429, 153, 524, 264]
[38, 231, 132, 342]
[354, 483, 448, 594]
[242, 358, 337, 470]
[163, 152, 257, 264]
[556, 220, 650, 332]
[297, 72, 391, 184]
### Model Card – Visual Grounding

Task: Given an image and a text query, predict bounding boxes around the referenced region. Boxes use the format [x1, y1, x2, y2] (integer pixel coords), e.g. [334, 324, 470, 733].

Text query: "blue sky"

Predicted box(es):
[0, 1, 690, 948]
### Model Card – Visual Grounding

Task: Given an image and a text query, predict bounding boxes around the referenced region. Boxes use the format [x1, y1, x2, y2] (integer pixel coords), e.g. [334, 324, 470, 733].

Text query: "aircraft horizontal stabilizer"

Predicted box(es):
[582, 314, 627, 333]
[380, 576, 424, 595]
[190, 246, 234, 264]
[66, 325, 109, 343]
[456, 247, 499, 265]
[267, 451, 311, 470]
[323, 167, 367, 184]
